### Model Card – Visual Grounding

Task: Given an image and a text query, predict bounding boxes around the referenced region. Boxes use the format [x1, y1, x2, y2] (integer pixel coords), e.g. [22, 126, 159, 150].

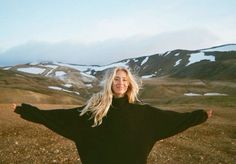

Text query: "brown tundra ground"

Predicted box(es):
[0, 78, 236, 163]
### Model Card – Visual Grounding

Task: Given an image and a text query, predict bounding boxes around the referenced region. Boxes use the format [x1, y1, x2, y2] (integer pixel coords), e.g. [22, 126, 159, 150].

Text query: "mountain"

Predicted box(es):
[0, 44, 235, 104]
[0, 61, 101, 104]
[4, 44, 236, 79]
[90, 43, 236, 80]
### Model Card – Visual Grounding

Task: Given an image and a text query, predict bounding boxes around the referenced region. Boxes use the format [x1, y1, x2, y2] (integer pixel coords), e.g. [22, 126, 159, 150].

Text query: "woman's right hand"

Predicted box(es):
[12, 103, 22, 114]
[12, 103, 16, 109]
[12, 103, 17, 110]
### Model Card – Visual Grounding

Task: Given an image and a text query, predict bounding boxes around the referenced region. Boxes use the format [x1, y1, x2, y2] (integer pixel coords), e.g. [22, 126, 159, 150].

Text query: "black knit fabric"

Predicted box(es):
[15, 96, 208, 164]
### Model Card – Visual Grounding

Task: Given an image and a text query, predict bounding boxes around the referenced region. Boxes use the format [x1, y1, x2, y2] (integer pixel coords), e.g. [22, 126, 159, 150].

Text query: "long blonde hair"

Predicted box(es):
[80, 67, 141, 127]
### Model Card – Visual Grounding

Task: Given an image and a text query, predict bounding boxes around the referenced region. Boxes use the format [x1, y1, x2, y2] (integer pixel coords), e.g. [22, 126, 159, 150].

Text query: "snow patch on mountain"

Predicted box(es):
[17, 67, 46, 74]
[187, 52, 215, 66]
[134, 59, 139, 62]
[93, 61, 129, 71]
[64, 84, 72, 88]
[55, 71, 67, 77]
[174, 53, 180, 57]
[48, 86, 80, 95]
[142, 74, 155, 78]
[3, 67, 11, 70]
[184, 93, 202, 96]
[56, 60, 129, 73]
[45, 68, 55, 76]
[204, 93, 228, 96]
[164, 51, 171, 56]
[184, 92, 228, 96]
[174, 59, 182, 67]
[141, 57, 149, 66]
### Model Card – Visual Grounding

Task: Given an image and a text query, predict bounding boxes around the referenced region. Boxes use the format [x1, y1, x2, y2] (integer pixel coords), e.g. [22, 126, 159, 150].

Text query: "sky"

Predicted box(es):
[0, 0, 236, 66]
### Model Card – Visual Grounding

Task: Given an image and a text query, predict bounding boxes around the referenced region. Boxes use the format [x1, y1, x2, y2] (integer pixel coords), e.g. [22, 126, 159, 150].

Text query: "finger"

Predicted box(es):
[208, 110, 213, 118]
[12, 103, 17, 109]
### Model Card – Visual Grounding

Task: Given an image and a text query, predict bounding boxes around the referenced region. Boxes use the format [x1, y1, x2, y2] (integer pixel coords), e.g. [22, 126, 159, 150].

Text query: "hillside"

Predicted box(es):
[0, 69, 87, 104]
[0, 44, 235, 104]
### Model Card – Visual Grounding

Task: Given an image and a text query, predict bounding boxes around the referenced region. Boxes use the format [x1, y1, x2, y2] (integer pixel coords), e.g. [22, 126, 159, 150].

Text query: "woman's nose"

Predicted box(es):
[118, 79, 123, 84]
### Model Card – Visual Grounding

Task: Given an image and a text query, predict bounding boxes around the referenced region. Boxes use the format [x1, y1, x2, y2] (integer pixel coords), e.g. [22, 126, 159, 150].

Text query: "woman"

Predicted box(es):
[14, 67, 212, 164]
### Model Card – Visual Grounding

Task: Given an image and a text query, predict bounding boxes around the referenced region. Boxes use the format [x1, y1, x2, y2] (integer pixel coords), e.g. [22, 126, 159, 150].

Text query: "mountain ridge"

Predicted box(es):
[1, 43, 236, 80]
[0, 43, 235, 104]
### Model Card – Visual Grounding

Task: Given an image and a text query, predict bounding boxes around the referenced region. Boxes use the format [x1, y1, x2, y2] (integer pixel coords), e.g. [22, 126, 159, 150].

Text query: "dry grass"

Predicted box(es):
[0, 77, 236, 163]
[1, 103, 235, 163]
[0, 104, 81, 163]
[147, 104, 236, 164]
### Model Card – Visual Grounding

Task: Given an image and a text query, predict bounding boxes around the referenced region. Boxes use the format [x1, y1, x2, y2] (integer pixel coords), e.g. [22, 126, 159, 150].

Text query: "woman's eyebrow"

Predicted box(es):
[115, 76, 127, 79]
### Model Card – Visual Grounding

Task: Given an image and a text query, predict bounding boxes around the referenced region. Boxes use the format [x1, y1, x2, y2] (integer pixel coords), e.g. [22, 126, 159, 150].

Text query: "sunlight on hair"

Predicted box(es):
[80, 67, 142, 127]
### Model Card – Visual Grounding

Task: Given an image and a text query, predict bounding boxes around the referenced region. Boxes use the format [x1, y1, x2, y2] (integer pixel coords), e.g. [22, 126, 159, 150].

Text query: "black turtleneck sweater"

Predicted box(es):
[15, 96, 208, 164]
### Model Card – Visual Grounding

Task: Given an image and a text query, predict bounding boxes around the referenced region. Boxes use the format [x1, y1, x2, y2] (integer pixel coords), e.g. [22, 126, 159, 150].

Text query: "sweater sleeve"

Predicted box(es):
[14, 103, 83, 141]
[143, 105, 208, 140]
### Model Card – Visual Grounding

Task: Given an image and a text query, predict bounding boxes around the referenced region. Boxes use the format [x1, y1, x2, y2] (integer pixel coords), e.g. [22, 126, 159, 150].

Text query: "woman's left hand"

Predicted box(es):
[207, 110, 213, 118]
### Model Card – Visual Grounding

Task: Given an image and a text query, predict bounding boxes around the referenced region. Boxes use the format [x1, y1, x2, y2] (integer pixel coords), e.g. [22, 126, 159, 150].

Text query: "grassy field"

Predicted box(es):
[0, 77, 236, 163]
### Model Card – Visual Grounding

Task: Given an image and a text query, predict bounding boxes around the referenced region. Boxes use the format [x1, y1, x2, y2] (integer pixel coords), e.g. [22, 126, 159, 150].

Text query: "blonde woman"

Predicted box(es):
[14, 67, 212, 164]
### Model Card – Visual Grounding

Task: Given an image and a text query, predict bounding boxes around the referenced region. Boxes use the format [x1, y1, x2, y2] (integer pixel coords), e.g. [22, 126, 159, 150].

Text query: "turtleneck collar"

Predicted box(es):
[112, 94, 129, 107]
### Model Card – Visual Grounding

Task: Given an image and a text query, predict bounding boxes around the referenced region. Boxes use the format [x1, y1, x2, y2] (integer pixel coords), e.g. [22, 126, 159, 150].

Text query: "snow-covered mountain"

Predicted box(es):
[2, 44, 236, 81]
[0, 44, 235, 104]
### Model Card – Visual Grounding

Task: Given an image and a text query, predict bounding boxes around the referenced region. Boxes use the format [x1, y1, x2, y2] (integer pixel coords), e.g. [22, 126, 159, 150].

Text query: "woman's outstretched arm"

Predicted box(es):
[143, 105, 212, 140]
[13, 103, 83, 141]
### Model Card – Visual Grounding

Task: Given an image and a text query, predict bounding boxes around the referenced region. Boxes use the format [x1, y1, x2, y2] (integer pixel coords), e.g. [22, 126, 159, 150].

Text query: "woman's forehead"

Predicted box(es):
[115, 70, 127, 76]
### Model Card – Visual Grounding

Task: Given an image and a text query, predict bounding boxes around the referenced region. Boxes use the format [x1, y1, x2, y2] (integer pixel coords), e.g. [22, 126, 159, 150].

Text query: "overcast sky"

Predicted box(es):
[0, 0, 236, 66]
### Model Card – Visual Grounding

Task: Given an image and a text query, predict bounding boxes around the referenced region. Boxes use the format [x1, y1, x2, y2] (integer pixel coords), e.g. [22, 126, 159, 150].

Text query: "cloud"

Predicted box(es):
[151, 28, 221, 51]
[0, 28, 222, 66]
[72, 11, 164, 43]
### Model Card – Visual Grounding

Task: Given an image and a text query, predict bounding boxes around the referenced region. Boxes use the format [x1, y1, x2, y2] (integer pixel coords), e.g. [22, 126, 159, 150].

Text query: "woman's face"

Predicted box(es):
[112, 70, 129, 97]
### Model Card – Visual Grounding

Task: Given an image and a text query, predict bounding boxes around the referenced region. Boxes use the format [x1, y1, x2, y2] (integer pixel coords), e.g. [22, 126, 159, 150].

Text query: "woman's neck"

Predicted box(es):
[113, 94, 125, 98]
